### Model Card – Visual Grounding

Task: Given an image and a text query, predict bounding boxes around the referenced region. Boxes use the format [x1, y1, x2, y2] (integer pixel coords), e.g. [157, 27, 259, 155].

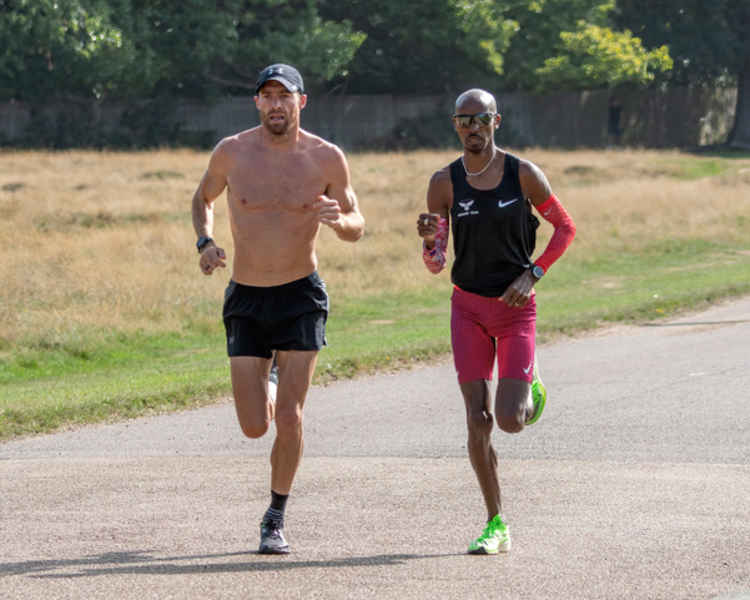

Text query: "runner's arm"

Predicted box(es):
[519, 160, 576, 274]
[418, 168, 452, 274]
[192, 142, 230, 244]
[192, 141, 230, 274]
[501, 160, 575, 306]
[319, 145, 365, 242]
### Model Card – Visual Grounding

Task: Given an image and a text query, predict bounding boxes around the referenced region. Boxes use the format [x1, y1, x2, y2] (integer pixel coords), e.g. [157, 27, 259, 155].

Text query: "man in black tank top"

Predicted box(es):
[416, 88, 576, 554]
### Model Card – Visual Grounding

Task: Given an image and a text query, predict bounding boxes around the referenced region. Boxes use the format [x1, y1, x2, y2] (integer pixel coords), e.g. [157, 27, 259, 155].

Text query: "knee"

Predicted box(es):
[240, 419, 271, 439]
[274, 407, 303, 437]
[496, 409, 524, 434]
[467, 409, 493, 439]
[496, 382, 530, 433]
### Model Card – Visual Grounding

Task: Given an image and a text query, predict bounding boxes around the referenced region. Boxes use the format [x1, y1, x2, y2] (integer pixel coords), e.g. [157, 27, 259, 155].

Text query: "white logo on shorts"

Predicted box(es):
[523, 362, 532, 375]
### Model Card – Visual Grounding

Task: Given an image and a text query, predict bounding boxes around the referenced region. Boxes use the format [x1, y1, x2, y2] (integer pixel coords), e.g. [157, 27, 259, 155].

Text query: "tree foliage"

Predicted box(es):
[535, 22, 672, 89]
[109, 0, 240, 99]
[0, 0, 683, 101]
[500, 0, 671, 90]
[2, 0, 747, 146]
[219, 0, 365, 94]
[613, 0, 750, 146]
[0, 0, 366, 101]
[319, 0, 520, 93]
[612, 0, 749, 85]
[0, 0, 136, 102]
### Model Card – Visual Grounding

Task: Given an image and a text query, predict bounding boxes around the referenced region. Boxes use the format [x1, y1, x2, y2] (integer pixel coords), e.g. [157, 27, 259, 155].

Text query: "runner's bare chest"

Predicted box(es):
[226, 149, 328, 214]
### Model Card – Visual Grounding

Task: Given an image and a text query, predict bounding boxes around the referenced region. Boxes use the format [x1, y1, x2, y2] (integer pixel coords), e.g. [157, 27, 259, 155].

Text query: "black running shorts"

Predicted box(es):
[222, 272, 328, 358]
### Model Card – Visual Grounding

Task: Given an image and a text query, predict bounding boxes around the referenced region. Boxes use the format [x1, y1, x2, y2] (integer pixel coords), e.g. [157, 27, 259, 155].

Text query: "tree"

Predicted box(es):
[215, 0, 366, 94]
[613, 0, 750, 148]
[107, 0, 241, 99]
[0, 0, 366, 102]
[500, 0, 671, 91]
[319, 0, 521, 93]
[535, 22, 671, 89]
[0, 0, 137, 102]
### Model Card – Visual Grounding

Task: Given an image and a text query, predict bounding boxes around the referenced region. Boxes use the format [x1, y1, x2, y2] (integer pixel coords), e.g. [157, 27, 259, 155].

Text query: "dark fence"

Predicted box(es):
[0, 86, 736, 149]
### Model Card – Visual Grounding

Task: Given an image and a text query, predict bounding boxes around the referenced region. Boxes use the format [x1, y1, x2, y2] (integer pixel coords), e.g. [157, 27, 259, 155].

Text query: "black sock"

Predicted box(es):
[264, 490, 288, 524]
[270, 490, 288, 512]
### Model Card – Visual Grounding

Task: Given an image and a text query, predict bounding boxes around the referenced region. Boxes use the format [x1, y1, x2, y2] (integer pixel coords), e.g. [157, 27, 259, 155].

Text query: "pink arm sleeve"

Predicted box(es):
[534, 194, 576, 273]
[422, 217, 449, 274]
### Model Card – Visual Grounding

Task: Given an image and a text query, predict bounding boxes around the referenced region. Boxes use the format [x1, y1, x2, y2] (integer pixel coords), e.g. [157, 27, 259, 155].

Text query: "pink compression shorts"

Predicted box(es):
[451, 286, 536, 384]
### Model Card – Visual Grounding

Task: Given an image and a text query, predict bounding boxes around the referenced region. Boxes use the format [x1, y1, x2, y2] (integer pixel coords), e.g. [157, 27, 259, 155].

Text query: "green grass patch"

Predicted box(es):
[536, 240, 749, 337]
[688, 147, 750, 160]
[1, 239, 749, 440]
[652, 156, 732, 180]
[676, 158, 727, 180]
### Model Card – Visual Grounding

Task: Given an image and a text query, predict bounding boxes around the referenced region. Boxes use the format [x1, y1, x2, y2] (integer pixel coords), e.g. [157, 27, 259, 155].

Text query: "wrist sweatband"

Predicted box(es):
[422, 217, 449, 274]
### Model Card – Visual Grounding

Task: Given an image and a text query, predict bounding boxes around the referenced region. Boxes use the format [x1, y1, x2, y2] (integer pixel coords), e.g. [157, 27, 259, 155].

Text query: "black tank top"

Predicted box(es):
[449, 152, 539, 297]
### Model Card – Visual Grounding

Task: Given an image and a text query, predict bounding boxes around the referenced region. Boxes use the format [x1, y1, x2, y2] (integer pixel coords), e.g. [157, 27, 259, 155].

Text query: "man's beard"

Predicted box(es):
[263, 113, 293, 136]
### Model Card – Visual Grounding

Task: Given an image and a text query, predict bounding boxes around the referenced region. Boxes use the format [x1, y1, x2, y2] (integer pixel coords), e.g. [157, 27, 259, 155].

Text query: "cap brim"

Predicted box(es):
[256, 76, 301, 94]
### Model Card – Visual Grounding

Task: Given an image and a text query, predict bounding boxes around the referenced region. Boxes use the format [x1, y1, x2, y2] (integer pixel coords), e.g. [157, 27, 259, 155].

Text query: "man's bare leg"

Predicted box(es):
[460, 379, 501, 521]
[257, 350, 317, 554]
[269, 350, 318, 494]
[462, 378, 513, 554]
[230, 356, 276, 439]
[230, 351, 317, 554]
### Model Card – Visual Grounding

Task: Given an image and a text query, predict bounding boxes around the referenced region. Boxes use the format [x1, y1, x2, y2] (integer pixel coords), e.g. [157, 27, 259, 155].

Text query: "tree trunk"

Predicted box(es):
[729, 57, 750, 148]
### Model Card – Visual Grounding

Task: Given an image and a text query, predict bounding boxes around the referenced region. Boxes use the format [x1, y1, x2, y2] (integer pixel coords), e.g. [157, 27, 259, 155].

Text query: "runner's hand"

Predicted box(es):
[313, 195, 342, 230]
[199, 245, 226, 276]
[417, 213, 439, 245]
[501, 270, 535, 308]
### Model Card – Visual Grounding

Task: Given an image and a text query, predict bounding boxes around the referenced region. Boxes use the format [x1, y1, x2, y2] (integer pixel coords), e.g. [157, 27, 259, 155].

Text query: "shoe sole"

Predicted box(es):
[258, 544, 290, 555]
[468, 547, 498, 555]
[468, 539, 511, 554]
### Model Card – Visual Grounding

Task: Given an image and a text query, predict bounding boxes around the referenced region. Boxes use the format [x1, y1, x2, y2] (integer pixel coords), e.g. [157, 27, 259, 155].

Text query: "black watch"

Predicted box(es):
[530, 264, 545, 280]
[196, 236, 213, 253]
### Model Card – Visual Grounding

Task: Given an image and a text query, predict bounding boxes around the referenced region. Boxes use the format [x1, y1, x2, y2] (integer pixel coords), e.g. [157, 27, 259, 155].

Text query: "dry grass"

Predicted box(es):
[529, 148, 750, 252]
[1, 147, 748, 346]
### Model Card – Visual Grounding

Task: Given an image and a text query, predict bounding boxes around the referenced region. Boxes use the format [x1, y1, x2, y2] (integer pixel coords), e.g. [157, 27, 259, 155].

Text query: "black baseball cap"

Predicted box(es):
[255, 64, 304, 94]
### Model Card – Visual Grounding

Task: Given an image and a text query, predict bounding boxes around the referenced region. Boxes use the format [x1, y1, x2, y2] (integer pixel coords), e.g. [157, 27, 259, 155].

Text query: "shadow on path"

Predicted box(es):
[1, 549, 460, 579]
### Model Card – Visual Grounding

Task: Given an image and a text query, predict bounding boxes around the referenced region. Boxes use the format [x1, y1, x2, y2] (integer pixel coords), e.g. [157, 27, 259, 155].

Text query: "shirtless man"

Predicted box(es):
[417, 89, 575, 554]
[191, 64, 365, 554]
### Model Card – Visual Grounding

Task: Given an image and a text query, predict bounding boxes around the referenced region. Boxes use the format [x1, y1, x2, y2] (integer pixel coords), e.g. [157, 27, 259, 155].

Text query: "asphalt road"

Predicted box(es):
[2, 298, 749, 600]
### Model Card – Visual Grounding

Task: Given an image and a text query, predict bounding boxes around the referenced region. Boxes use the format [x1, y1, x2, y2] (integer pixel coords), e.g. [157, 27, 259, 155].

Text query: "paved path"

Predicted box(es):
[2, 298, 750, 599]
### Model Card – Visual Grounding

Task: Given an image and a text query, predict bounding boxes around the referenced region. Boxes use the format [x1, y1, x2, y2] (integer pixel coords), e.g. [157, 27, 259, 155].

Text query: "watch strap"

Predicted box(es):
[196, 236, 213, 253]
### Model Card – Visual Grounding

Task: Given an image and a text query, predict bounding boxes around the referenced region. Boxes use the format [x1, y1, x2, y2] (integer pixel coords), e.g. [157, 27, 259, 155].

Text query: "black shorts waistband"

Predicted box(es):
[230, 271, 323, 294]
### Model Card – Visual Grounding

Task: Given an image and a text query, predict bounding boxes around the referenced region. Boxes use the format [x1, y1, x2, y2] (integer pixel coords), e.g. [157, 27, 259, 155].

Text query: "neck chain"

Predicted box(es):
[461, 148, 496, 177]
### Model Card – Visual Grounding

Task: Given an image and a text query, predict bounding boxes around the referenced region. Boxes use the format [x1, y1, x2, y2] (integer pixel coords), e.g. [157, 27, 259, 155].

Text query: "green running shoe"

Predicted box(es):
[468, 514, 511, 554]
[525, 356, 547, 426]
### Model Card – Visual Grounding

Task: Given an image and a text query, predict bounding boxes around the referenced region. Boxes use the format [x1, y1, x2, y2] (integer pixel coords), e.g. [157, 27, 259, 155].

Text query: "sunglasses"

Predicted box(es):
[452, 112, 496, 128]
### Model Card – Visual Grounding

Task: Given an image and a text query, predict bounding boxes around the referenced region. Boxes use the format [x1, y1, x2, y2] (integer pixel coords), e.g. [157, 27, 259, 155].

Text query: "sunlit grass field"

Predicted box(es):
[1, 147, 749, 439]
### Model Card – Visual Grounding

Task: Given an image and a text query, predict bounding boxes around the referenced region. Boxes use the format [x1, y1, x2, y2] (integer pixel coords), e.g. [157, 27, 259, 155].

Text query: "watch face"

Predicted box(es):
[532, 266, 544, 279]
